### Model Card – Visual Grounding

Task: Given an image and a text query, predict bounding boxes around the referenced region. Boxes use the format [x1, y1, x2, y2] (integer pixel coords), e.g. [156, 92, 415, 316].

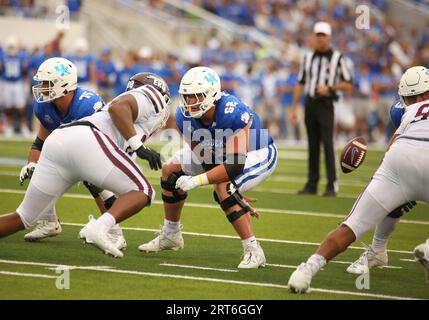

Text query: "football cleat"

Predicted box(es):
[346, 246, 388, 274]
[79, 216, 123, 258]
[107, 227, 127, 251]
[414, 239, 429, 283]
[138, 225, 184, 252]
[24, 218, 62, 241]
[238, 242, 266, 269]
[288, 263, 313, 293]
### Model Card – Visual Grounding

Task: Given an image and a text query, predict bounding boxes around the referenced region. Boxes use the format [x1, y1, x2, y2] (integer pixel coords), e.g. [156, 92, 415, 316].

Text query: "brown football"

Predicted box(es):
[340, 136, 367, 174]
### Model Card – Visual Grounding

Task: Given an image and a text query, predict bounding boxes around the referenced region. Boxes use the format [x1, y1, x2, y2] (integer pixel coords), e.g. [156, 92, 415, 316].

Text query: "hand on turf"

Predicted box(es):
[19, 162, 36, 186]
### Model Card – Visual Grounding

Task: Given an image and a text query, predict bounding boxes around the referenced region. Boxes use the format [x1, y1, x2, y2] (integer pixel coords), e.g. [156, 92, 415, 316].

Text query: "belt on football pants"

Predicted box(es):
[59, 120, 100, 131]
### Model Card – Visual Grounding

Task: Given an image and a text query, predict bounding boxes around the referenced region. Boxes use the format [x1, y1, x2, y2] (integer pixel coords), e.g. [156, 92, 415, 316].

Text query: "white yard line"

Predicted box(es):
[265, 263, 299, 269]
[0, 259, 421, 300]
[1, 188, 428, 228]
[61, 222, 414, 255]
[400, 259, 417, 263]
[330, 260, 402, 269]
[0, 271, 57, 279]
[159, 263, 238, 273]
[0, 259, 114, 271]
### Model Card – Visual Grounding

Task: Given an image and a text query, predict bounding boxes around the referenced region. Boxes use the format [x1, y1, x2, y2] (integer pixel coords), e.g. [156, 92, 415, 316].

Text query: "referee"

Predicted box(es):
[289, 21, 353, 197]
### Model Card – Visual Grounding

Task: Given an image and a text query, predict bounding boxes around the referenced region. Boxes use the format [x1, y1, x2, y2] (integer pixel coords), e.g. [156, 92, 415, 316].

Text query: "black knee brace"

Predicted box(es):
[161, 171, 187, 203]
[213, 183, 251, 223]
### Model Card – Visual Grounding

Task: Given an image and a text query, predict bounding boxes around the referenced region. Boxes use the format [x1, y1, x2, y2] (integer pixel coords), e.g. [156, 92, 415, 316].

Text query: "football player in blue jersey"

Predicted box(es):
[0, 36, 29, 136]
[139, 66, 278, 269]
[66, 38, 97, 90]
[20, 57, 125, 249]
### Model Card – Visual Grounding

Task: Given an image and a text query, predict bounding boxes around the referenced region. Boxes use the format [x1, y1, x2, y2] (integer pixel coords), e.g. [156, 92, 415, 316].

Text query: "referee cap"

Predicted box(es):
[314, 21, 332, 36]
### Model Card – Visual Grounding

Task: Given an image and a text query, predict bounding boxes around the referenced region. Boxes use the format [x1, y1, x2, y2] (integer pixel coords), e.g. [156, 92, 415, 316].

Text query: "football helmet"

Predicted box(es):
[4, 35, 19, 56]
[398, 66, 429, 105]
[178, 66, 221, 118]
[32, 57, 78, 103]
[126, 72, 171, 128]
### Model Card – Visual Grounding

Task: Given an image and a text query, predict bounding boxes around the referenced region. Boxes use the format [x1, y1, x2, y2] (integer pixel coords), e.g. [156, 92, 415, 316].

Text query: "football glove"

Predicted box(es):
[388, 201, 417, 218]
[135, 145, 162, 171]
[19, 162, 36, 186]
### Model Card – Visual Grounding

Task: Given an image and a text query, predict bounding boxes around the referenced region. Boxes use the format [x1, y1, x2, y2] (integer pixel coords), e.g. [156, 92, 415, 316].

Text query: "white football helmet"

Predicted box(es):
[4, 36, 20, 56]
[179, 66, 222, 118]
[398, 66, 429, 105]
[74, 37, 89, 57]
[32, 57, 78, 103]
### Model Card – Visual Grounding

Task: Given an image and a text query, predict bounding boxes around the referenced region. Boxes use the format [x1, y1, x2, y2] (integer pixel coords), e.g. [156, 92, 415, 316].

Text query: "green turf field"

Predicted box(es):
[0, 139, 428, 300]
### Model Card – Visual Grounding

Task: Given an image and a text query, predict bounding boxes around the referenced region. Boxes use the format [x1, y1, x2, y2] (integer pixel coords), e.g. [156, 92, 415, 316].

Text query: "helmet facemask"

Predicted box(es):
[32, 80, 63, 103]
[180, 92, 214, 119]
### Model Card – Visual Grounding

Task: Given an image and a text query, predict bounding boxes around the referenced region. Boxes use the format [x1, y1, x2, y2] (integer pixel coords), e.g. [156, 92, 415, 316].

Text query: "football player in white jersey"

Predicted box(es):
[288, 66, 429, 293]
[0, 72, 170, 258]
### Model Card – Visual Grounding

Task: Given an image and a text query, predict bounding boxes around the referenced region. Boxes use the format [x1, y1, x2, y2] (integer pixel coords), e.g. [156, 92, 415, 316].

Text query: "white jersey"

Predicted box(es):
[395, 99, 429, 139]
[82, 85, 169, 151]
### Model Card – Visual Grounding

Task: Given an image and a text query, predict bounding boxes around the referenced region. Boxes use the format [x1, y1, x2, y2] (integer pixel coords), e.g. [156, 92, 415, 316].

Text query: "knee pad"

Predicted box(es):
[161, 171, 187, 203]
[214, 183, 251, 223]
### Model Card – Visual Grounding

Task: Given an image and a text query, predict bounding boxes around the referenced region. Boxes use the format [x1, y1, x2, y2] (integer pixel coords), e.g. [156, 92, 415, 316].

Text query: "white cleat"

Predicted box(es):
[79, 216, 123, 258]
[288, 263, 313, 294]
[108, 228, 127, 251]
[238, 242, 266, 269]
[24, 218, 62, 242]
[138, 226, 184, 252]
[346, 246, 388, 274]
[414, 239, 429, 283]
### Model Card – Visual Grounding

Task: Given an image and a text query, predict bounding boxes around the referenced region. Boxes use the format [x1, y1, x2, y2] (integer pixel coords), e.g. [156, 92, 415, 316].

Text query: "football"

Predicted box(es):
[340, 136, 367, 174]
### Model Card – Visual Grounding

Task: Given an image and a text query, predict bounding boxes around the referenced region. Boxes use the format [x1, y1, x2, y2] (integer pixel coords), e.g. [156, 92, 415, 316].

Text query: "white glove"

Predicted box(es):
[175, 176, 199, 192]
[176, 174, 209, 192]
[19, 162, 36, 186]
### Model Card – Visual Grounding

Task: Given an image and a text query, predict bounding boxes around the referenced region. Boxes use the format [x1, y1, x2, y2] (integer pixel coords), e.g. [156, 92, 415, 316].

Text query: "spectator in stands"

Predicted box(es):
[115, 50, 138, 96]
[96, 47, 117, 102]
[136, 46, 157, 74]
[277, 61, 301, 141]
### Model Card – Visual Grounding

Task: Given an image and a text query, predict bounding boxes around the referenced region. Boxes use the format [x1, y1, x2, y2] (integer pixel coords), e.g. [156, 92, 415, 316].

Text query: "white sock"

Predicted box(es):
[242, 236, 257, 249]
[164, 219, 180, 232]
[43, 207, 57, 220]
[97, 212, 116, 230]
[372, 216, 399, 253]
[306, 254, 327, 276]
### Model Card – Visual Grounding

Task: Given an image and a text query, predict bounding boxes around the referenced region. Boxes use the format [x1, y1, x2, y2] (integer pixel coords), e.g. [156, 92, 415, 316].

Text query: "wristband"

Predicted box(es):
[127, 135, 143, 151]
[195, 173, 209, 186]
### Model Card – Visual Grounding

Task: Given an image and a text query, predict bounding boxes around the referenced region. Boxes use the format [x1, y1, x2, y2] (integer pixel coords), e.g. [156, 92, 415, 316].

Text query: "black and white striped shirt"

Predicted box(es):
[298, 49, 353, 99]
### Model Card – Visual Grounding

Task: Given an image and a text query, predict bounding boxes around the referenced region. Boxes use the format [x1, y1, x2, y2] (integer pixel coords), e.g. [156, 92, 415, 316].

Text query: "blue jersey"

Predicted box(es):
[96, 59, 117, 88]
[33, 87, 104, 131]
[66, 55, 94, 83]
[1, 53, 26, 81]
[390, 99, 405, 129]
[176, 93, 273, 164]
